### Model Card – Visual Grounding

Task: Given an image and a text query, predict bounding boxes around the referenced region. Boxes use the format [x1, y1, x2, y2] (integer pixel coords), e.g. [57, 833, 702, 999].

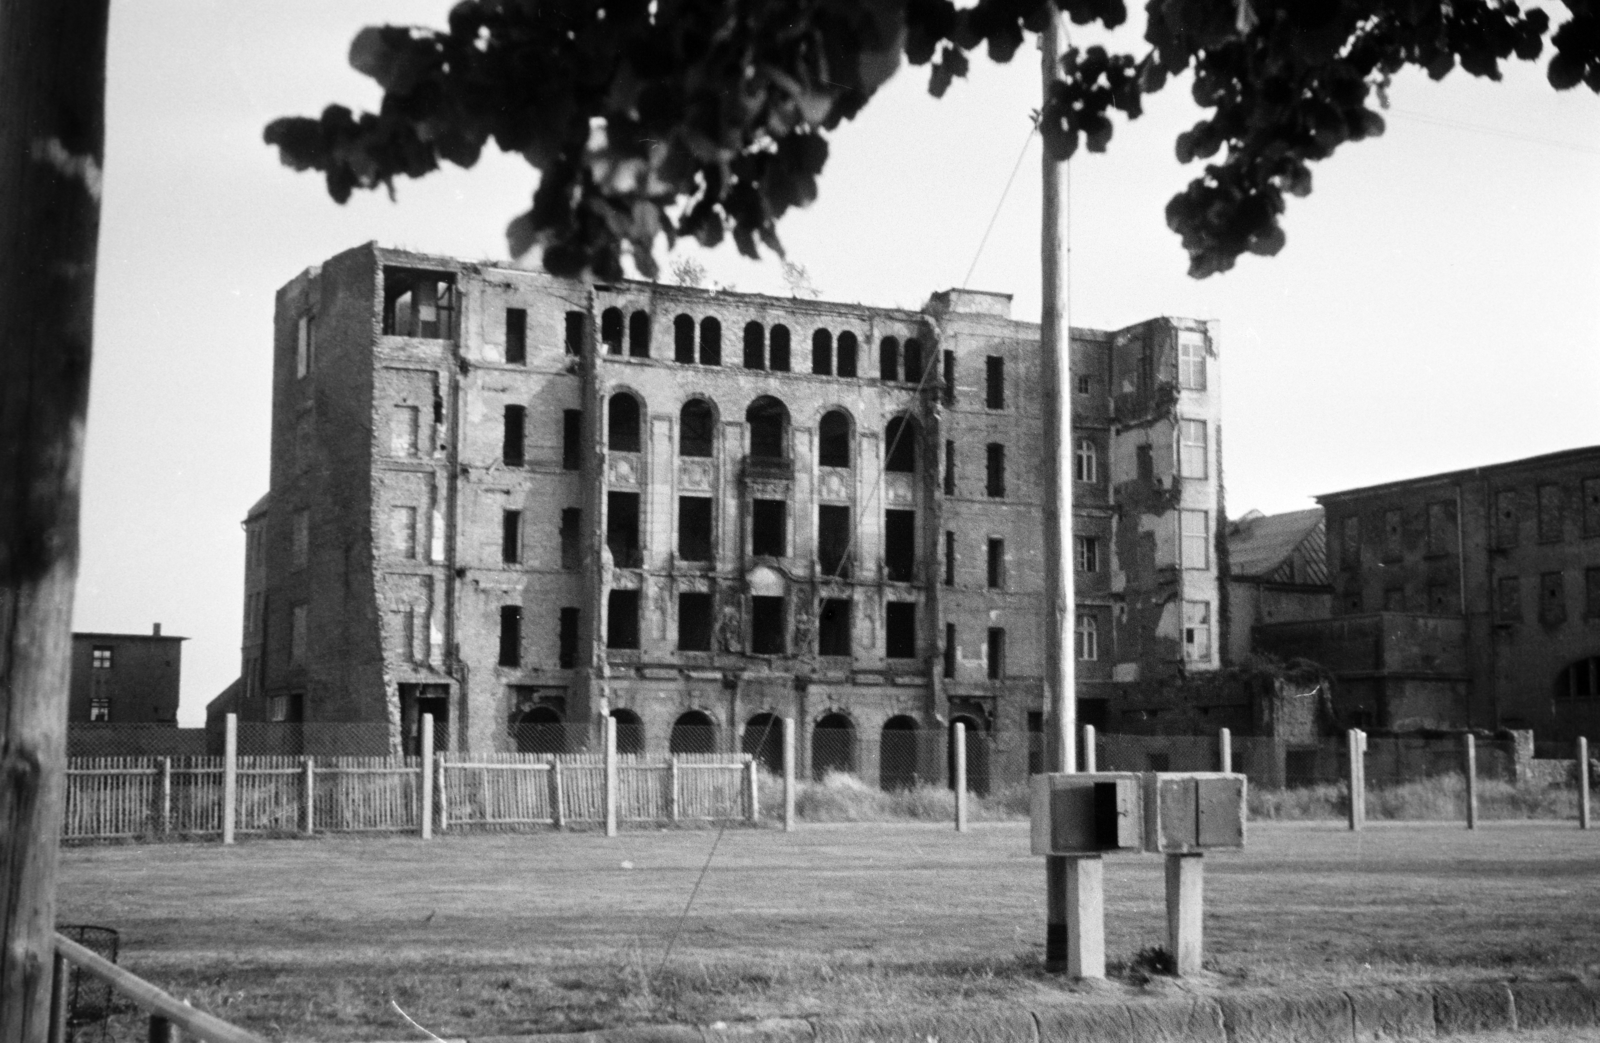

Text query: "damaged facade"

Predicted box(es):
[237, 244, 1223, 784]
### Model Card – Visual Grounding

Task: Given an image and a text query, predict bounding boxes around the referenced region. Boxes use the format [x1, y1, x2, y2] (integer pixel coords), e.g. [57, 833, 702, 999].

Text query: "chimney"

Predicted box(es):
[152, 622, 162, 637]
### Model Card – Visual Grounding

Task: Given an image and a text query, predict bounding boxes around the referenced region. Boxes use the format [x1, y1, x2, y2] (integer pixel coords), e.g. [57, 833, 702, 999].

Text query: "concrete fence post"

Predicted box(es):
[303, 759, 315, 836]
[436, 750, 449, 833]
[1082, 724, 1096, 773]
[1166, 853, 1205, 976]
[1219, 727, 1232, 774]
[668, 756, 680, 824]
[1579, 736, 1591, 831]
[954, 721, 969, 833]
[1465, 732, 1478, 830]
[419, 713, 434, 839]
[549, 758, 563, 830]
[1346, 728, 1363, 832]
[746, 757, 759, 823]
[222, 713, 237, 845]
[1046, 856, 1105, 978]
[782, 718, 796, 832]
[160, 757, 172, 835]
[604, 715, 619, 837]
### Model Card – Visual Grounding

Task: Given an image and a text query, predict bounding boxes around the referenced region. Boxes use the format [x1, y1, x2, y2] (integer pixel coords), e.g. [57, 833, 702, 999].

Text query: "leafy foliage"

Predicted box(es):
[266, 0, 1598, 281]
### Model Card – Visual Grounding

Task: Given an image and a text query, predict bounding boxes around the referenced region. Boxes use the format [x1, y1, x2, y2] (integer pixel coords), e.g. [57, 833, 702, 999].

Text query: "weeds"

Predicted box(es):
[1247, 773, 1580, 821]
[759, 771, 1032, 823]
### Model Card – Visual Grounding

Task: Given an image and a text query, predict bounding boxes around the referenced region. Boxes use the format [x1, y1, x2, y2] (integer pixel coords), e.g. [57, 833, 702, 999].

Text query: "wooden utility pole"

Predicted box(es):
[1, 1, 110, 1038]
[1040, 8, 1093, 976]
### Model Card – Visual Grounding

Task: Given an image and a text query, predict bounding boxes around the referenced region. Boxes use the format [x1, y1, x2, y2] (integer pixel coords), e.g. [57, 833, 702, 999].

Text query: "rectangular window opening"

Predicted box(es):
[383, 268, 456, 339]
[678, 593, 713, 652]
[1539, 483, 1565, 544]
[985, 356, 1005, 409]
[943, 622, 956, 679]
[1181, 510, 1209, 569]
[560, 508, 582, 570]
[1075, 535, 1099, 573]
[987, 537, 1005, 589]
[942, 350, 956, 406]
[986, 443, 1006, 498]
[1178, 331, 1206, 390]
[679, 497, 713, 562]
[944, 530, 956, 587]
[503, 405, 526, 467]
[1497, 575, 1522, 622]
[1178, 419, 1207, 479]
[819, 599, 853, 657]
[498, 605, 522, 667]
[558, 607, 580, 667]
[502, 509, 522, 565]
[987, 627, 1006, 680]
[606, 492, 641, 568]
[750, 596, 786, 655]
[1183, 601, 1212, 661]
[818, 504, 852, 578]
[752, 499, 787, 558]
[1426, 500, 1456, 555]
[505, 308, 527, 364]
[943, 440, 956, 496]
[562, 410, 582, 471]
[885, 602, 917, 659]
[885, 509, 916, 582]
[607, 590, 640, 649]
[564, 311, 585, 355]
[1541, 571, 1567, 627]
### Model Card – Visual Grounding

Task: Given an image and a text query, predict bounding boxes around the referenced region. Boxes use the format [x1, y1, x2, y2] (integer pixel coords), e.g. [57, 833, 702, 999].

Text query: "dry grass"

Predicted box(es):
[57, 819, 1600, 1041]
[1249, 774, 1580, 821]
[760, 770, 1031, 823]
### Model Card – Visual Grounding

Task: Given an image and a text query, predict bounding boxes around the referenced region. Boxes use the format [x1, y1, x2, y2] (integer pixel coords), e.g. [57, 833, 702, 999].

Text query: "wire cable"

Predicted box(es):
[961, 120, 1040, 291]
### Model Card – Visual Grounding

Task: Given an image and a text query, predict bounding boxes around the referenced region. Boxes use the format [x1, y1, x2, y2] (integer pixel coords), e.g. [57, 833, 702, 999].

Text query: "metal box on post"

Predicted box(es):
[1141, 772, 1247, 854]
[1030, 772, 1145, 855]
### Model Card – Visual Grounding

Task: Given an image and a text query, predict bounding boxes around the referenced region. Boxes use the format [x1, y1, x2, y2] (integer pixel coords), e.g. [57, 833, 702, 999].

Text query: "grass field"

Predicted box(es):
[56, 820, 1600, 1041]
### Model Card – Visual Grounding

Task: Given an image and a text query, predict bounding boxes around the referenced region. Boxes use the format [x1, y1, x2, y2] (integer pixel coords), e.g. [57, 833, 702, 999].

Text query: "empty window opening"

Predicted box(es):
[944, 530, 955, 586]
[750, 596, 787, 655]
[607, 492, 641, 568]
[1075, 535, 1100, 573]
[678, 592, 714, 651]
[1178, 420, 1207, 478]
[987, 537, 1005, 589]
[563, 409, 582, 470]
[743, 713, 784, 772]
[629, 311, 651, 358]
[885, 416, 917, 473]
[818, 504, 852, 578]
[502, 509, 522, 564]
[818, 410, 851, 467]
[769, 324, 791, 372]
[819, 599, 852, 656]
[699, 316, 722, 365]
[1183, 601, 1212, 661]
[609, 709, 645, 754]
[812, 713, 855, 779]
[985, 356, 1005, 408]
[296, 314, 314, 378]
[503, 405, 526, 466]
[383, 268, 456, 339]
[679, 497, 713, 561]
[746, 396, 789, 459]
[1076, 614, 1098, 661]
[608, 393, 641, 452]
[942, 350, 955, 406]
[558, 607, 580, 667]
[554, 504, 593, 582]
[885, 602, 917, 659]
[903, 338, 924, 383]
[505, 308, 527, 364]
[986, 443, 1006, 498]
[679, 399, 715, 457]
[674, 314, 695, 363]
[836, 331, 859, 377]
[671, 710, 717, 754]
[879, 336, 899, 381]
[987, 628, 1006, 680]
[510, 703, 565, 754]
[1557, 658, 1600, 700]
[943, 623, 956, 678]
[880, 716, 920, 790]
[812, 329, 833, 375]
[885, 509, 916, 582]
[944, 440, 956, 496]
[601, 307, 625, 353]
[1136, 443, 1154, 483]
[752, 499, 787, 557]
[607, 590, 640, 649]
[499, 605, 522, 667]
[1074, 439, 1097, 483]
[565, 311, 585, 355]
[744, 321, 766, 369]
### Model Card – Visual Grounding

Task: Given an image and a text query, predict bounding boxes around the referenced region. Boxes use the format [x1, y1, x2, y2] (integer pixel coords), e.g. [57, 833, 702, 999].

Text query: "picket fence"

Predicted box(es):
[61, 750, 756, 843]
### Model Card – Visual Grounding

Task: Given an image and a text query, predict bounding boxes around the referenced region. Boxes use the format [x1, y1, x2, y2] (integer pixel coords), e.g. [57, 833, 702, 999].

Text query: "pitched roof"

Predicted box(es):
[1227, 507, 1327, 585]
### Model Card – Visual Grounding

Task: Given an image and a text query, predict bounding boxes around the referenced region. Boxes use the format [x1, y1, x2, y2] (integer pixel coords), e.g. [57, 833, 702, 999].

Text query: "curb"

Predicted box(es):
[379, 976, 1600, 1043]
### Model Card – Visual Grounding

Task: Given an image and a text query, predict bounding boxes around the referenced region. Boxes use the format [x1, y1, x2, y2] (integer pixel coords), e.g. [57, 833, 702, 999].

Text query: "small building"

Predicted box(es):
[69, 625, 185, 724]
[1224, 507, 1331, 665]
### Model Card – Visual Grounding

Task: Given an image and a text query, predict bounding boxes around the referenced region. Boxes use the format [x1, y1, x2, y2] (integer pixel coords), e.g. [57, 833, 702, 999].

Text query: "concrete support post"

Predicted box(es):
[1045, 856, 1105, 978]
[1219, 727, 1232, 774]
[49, 950, 69, 1043]
[782, 718, 796, 832]
[303, 759, 315, 836]
[604, 715, 619, 837]
[1166, 853, 1205, 976]
[549, 759, 563, 830]
[1579, 736, 1591, 831]
[954, 722, 969, 833]
[222, 713, 237, 845]
[1082, 724, 1096, 773]
[1346, 728, 1363, 832]
[1465, 732, 1478, 830]
[746, 758, 759, 823]
[160, 757, 172, 835]
[419, 713, 433, 839]
[436, 751, 448, 834]
[668, 757, 680, 824]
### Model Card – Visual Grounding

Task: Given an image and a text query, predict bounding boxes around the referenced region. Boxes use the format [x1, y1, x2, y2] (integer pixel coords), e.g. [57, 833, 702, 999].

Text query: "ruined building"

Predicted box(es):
[236, 244, 1223, 785]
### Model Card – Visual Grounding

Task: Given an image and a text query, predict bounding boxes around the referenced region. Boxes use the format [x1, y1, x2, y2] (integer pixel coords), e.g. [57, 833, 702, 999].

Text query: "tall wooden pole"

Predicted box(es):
[0, 1, 110, 1037]
[1040, 8, 1093, 977]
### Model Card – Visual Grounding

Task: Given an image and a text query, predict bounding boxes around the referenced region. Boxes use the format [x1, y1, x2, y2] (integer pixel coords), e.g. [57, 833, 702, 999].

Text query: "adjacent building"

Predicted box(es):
[69, 625, 185, 724]
[1224, 507, 1331, 665]
[235, 243, 1225, 784]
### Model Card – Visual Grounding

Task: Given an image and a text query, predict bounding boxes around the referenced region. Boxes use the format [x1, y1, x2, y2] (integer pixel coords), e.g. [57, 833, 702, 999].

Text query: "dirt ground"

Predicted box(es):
[55, 819, 1600, 1041]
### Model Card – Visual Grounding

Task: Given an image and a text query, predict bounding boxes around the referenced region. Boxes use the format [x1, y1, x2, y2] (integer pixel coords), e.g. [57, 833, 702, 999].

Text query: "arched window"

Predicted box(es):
[1074, 439, 1098, 483]
[679, 399, 715, 458]
[670, 710, 717, 754]
[699, 316, 722, 366]
[742, 713, 784, 773]
[836, 332, 859, 377]
[1075, 614, 1099, 662]
[903, 338, 924, 383]
[884, 416, 917, 473]
[746, 396, 789, 459]
[674, 314, 695, 363]
[743, 321, 765, 370]
[510, 705, 565, 754]
[601, 307, 624, 353]
[879, 336, 899, 382]
[770, 324, 791, 372]
[818, 410, 851, 468]
[812, 329, 833, 376]
[628, 311, 651, 358]
[880, 716, 919, 790]
[608, 393, 641, 452]
[812, 713, 855, 780]
[609, 708, 645, 754]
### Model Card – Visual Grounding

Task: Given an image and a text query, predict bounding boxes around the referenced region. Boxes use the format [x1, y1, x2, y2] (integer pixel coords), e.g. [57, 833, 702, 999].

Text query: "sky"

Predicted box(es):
[83, 2, 1600, 724]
